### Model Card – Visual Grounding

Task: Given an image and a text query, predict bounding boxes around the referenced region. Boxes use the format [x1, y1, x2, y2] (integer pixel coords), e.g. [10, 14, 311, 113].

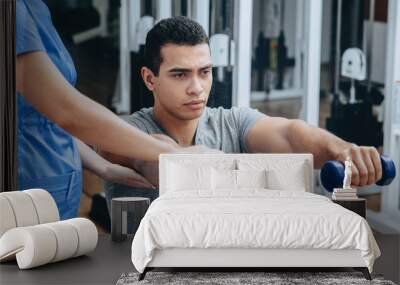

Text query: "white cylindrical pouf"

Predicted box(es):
[0, 192, 39, 227]
[42, 221, 79, 262]
[24, 189, 59, 224]
[0, 226, 57, 269]
[0, 196, 17, 237]
[66, 218, 98, 257]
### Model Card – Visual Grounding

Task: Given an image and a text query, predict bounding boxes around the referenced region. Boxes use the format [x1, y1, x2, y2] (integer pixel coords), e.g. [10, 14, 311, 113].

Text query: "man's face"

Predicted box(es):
[145, 43, 213, 121]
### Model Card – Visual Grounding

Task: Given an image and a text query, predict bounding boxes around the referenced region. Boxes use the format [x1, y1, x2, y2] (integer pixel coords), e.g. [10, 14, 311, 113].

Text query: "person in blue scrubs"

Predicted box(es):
[17, 0, 84, 219]
[15, 0, 183, 219]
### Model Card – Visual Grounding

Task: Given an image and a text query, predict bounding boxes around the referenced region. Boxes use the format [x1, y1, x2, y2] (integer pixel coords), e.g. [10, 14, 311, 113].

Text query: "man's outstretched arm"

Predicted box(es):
[245, 116, 382, 187]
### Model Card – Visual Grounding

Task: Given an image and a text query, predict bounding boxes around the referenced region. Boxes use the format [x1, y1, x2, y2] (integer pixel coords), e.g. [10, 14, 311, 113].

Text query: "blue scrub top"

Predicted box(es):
[16, 0, 82, 219]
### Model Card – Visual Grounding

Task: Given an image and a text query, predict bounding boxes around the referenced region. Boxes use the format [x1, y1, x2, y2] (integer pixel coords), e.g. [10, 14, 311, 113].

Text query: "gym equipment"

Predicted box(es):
[320, 155, 396, 192]
[208, 33, 234, 109]
[341, 48, 366, 104]
[252, 0, 288, 93]
[327, 0, 384, 148]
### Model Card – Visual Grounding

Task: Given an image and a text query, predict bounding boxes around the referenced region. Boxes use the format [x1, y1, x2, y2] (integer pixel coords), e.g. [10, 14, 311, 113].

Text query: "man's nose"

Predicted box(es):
[187, 76, 204, 96]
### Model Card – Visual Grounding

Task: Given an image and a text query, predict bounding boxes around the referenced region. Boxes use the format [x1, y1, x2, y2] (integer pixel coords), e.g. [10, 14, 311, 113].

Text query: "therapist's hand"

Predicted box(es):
[75, 138, 155, 189]
[103, 163, 155, 189]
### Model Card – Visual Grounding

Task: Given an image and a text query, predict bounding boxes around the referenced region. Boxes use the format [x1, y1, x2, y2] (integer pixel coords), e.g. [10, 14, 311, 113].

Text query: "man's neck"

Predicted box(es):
[153, 105, 200, 147]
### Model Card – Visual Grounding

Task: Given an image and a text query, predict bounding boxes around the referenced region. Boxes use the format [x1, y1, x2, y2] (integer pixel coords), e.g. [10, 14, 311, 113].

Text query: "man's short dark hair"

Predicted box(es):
[144, 16, 209, 75]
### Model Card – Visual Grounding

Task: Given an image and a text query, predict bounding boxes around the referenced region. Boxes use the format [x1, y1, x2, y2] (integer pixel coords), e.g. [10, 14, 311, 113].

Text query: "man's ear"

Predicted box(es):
[141, 66, 156, 91]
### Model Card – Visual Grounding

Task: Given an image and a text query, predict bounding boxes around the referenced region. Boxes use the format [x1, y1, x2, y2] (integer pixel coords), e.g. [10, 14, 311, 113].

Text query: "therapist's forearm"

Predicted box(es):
[75, 138, 109, 177]
[58, 87, 175, 161]
[16, 52, 175, 161]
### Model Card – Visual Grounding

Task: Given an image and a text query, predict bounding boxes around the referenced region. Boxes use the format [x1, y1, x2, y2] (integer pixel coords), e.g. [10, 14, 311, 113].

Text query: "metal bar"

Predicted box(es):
[301, 0, 322, 126]
[116, 0, 141, 114]
[129, 0, 141, 53]
[251, 89, 303, 102]
[334, 0, 342, 95]
[186, 0, 192, 18]
[366, 0, 375, 91]
[156, 0, 172, 22]
[192, 0, 210, 36]
[232, 0, 253, 107]
[72, 26, 105, 44]
[382, 0, 400, 221]
[294, 0, 303, 90]
[118, 0, 131, 113]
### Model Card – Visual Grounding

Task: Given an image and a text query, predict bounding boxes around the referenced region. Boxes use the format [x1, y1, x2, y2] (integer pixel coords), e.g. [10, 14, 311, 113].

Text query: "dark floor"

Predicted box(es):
[374, 234, 400, 284]
[0, 234, 398, 284]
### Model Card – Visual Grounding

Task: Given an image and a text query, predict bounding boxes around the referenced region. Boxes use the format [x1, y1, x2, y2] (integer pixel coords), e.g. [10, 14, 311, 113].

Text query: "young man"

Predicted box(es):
[103, 16, 382, 205]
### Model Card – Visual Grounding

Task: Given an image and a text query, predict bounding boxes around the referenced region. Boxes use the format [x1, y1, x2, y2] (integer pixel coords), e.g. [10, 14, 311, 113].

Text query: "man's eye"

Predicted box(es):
[202, 69, 211, 76]
[173, 73, 185, 79]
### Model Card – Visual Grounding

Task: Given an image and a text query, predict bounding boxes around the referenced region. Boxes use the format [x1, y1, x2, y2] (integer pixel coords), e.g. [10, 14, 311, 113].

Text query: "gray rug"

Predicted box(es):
[116, 271, 396, 285]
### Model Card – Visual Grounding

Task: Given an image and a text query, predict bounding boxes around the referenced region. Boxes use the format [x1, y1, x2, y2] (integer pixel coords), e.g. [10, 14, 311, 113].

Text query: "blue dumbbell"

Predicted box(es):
[320, 155, 396, 192]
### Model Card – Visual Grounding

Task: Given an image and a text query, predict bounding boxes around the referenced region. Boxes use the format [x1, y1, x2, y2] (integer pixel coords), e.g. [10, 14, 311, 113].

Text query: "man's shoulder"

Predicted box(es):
[122, 107, 159, 133]
[126, 107, 153, 118]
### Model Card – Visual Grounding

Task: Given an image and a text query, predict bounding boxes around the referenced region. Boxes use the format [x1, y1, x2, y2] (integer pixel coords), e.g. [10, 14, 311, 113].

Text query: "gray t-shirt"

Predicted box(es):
[104, 107, 265, 204]
[124, 106, 264, 153]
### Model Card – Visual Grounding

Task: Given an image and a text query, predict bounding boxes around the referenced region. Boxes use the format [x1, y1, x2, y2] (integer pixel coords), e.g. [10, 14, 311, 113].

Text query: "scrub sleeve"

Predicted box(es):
[16, 0, 82, 219]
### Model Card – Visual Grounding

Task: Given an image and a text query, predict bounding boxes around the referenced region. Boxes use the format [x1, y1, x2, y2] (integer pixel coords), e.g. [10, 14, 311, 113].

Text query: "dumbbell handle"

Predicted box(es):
[320, 155, 396, 192]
